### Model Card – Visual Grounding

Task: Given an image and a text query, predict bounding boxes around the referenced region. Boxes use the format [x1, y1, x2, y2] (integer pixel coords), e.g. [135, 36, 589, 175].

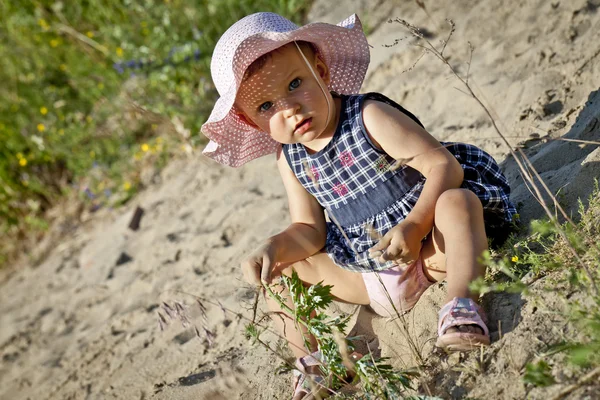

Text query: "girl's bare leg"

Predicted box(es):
[420, 188, 488, 333]
[264, 188, 488, 353]
[265, 252, 370, 359]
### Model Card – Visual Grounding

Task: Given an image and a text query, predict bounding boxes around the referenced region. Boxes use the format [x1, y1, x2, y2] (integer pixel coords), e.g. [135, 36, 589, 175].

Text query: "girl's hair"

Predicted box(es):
[242, 41, 319, 82]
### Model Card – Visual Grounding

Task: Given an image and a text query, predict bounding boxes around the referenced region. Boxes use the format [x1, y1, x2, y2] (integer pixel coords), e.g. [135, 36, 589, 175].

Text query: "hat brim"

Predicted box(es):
[201, 14, 369, 168]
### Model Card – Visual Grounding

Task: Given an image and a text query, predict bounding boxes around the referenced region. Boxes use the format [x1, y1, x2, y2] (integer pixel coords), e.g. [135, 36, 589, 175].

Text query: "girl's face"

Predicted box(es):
[234, 43, 338, 146]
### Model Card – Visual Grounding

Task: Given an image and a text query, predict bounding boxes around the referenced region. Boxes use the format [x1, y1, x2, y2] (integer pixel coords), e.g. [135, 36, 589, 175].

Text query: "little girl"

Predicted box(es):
[201, 12, 516, 399]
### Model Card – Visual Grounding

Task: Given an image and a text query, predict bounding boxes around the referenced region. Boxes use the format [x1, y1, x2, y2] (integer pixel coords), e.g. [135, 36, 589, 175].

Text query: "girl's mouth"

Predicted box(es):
[294, 118, 312, 135]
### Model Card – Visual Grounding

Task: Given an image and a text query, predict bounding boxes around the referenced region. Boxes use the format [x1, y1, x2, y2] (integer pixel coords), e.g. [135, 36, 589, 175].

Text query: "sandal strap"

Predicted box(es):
[292, 351, 327, 396]
[295, 351, 322, 374]
[437, 297, 489, 337]
[293, 373, 327, 395]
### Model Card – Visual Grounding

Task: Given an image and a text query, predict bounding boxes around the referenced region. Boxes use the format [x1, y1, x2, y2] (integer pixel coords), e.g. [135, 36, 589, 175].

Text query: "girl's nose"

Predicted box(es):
[282, 101, 301, 117]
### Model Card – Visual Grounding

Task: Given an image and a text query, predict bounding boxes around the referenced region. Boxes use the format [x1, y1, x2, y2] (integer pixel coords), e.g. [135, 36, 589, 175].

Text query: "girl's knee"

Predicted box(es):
[435, 188, 482, 214]
[275, 252, 333, 283]
[275, 257, 313, 279]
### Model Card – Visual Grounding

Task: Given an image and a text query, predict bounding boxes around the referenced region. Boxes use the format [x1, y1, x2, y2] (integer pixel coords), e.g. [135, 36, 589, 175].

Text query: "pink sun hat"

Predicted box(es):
[200, 12, 370, 167]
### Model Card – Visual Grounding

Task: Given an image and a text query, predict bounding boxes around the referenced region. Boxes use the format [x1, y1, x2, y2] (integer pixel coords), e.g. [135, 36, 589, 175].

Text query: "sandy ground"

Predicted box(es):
[1, 0, 600, 399]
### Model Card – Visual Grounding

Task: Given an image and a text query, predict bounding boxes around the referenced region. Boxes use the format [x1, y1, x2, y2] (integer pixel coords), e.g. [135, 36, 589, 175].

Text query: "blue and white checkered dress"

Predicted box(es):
[282, 92, 516, 273]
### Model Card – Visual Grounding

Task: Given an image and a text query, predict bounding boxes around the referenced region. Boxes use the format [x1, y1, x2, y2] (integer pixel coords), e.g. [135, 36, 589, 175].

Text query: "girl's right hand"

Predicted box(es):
[240, 241, 279, 286]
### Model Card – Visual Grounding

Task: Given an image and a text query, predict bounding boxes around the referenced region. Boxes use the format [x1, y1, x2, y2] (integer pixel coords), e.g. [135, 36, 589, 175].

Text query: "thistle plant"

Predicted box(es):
[264, 271, 352, 388]
[260, 270, 419, 397]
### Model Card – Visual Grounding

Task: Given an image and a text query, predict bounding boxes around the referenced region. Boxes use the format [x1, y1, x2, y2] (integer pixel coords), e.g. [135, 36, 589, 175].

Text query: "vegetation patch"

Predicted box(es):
[0, 0, 310, 267]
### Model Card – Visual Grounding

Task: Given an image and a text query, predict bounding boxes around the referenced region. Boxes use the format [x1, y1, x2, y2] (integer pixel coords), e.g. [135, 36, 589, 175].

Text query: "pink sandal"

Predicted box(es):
[436, 297, 490, 351]
[292, 352, 330, 400]
[291, 351, 362, 399]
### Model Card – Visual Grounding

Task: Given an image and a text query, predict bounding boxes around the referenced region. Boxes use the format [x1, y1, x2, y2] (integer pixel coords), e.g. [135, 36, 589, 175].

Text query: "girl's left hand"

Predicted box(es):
[367, 220, 425, 265]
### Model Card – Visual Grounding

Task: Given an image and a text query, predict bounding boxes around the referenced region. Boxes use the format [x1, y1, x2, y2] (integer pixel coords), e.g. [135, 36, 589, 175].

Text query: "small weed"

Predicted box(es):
[260, 271, 420, 397]
[523, 360, 555, 387]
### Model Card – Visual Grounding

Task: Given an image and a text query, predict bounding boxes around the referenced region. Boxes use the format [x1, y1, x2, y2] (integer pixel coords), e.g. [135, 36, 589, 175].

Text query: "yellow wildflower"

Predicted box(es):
[58, 129, 64, 135]
[97, 82, 104, 89]
[40, 107, 48, 115]
[123, 181, 131, 190]
[60, 64, 67, 71]
[37, 123, 45, 132]
[86, 31, 94, 38]
[89, 150, 95, 158]
[511, 256, 519, 263]
[19, 158, 27, 167]
[16, 153, 23, 159]
[38, 19, 49, 30]
[50, 39, 59, 48]
[116, 47, 123, 57]
[86, 116, 93, 123]
[141, 143, 149, 152]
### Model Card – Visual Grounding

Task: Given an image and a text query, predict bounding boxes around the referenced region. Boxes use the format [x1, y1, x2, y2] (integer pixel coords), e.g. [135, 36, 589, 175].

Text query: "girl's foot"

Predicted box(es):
[292, 352, 330, 400]
[436, 297, 490, 351]
[291, 351, 362, 399]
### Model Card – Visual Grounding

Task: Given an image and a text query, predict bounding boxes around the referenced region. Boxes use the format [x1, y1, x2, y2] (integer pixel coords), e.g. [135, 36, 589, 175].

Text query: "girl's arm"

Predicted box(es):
[362, 100, 464, 257]
[242, 147, 327, 284]
[270, 147, 328, 260]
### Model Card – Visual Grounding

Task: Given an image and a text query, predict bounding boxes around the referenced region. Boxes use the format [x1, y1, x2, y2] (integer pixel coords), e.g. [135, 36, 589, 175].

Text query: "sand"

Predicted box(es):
[1, 0, 599, 399]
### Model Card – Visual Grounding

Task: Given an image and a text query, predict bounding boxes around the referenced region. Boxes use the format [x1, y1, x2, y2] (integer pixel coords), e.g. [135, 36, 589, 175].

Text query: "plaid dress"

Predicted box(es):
[282, 92, 516, 272]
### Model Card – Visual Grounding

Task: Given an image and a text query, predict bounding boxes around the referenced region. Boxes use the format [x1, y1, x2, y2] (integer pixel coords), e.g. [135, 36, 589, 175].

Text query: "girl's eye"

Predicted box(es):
[259, 101, 273, 112]
[289, 78, 301, 90]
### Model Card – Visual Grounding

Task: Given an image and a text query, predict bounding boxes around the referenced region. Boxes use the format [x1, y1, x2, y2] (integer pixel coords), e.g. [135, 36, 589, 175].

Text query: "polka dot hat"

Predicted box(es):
[200, 12, 370, 167]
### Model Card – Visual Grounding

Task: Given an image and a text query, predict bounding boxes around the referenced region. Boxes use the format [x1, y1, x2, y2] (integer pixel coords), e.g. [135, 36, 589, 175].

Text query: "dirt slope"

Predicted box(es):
[1, 0, 599, 399]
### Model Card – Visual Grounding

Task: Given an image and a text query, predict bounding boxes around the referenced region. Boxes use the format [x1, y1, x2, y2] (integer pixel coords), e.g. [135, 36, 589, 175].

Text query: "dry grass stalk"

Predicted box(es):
[164, 287, 351, 397]
[327, 211, 425, 365]
[389, 17, 598, 295]
[549, 366, 600, 400]
[160, 290, 320, 383]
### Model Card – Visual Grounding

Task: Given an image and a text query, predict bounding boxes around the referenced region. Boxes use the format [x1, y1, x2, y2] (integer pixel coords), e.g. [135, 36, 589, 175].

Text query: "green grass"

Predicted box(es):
[473, 181, 600, 382]
[0, 0, 310, 267]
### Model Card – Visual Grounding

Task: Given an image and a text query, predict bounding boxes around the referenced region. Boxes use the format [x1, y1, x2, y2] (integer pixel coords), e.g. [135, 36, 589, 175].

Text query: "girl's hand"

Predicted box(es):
[241, 241, 279, 286]
[367, 220, 425, 265]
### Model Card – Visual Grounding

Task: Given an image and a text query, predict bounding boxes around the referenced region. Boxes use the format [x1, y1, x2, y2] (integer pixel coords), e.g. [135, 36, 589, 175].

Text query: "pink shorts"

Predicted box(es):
[361, 256, 435, 317]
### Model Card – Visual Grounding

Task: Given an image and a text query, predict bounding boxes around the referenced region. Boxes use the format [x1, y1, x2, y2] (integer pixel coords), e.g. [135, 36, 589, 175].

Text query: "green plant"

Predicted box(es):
[0, 0, 310, 267]
[257, 271, 419, 398]
[473, 183, 600, 377]
[523, 360, 555, 387]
